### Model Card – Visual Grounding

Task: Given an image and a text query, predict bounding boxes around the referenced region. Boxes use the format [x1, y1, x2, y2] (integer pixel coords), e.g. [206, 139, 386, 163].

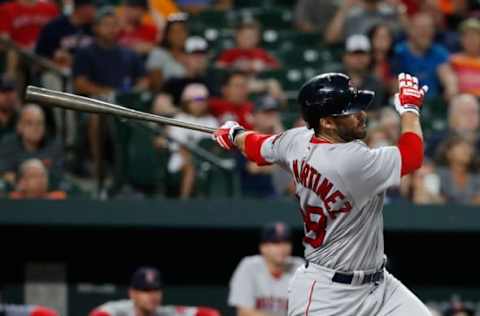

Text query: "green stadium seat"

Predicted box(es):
[111, 118, 169, 196]
[194, 138, 240, 197]
[263, 31, 323, 51]
[422, 97, 448, 135]
[281, 112, 299, 129]
[188, 10, 233, 34]
[258, 69, 304, 92]
[114, 91, 153, 111]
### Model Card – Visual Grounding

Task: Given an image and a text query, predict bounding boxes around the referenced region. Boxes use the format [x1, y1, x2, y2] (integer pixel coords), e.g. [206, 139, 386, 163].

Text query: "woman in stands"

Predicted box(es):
[166, 83, 218, 198]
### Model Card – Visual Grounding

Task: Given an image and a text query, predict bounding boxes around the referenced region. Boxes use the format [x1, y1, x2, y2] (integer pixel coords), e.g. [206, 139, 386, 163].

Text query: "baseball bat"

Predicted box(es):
[25, 86, 216, 134]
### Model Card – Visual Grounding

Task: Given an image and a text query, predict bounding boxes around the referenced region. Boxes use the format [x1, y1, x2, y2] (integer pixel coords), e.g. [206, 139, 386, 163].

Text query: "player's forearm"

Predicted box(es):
[234, 131, 273, 166]
[398, 113, 424, 176]
[234, 131, 255, 155]
[400, 112, 423, 141]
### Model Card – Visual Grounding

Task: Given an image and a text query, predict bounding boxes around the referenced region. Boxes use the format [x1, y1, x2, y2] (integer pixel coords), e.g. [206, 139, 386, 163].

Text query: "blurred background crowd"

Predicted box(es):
[1, 0, 480, 205]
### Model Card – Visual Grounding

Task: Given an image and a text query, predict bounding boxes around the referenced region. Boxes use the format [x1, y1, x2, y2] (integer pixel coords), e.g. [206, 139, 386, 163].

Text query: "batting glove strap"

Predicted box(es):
[213, 121, 246, 150]
[229, 126, 246, 143]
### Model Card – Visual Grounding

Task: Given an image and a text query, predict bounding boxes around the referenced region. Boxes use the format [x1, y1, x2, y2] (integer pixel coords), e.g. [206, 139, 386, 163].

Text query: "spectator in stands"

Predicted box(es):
[365, 126, 390, 148]
[367, 23, 395, 93]
[162, 36, 216, 104]
[0, 0, 59, 77]
[228, 222, 303, 316]
[146, 13, 188, 82]
[426, 94, 480, 157]
[209, 71, 253, 129]
[151, 92, 176, 151]
[151, 92, 177, 118]
[176, 0, 231, 15]
[236, 95, 284, 198]
[167, 83, 218, 198]
[341, 34, 387, 109]
[0, 0, 58, 49]
[0, 104, 63, 186]
[402, 160, 444, 205]
[89, 266, 219, 316]
[9, 158, 66, 199]
[294, 0, 339, 33]
[73, 7, 148, 178]
[391, 12, 458, 101]
[450, 18, 480, 97]
[73, 7, 148, 97]
[216, 20, 280, 74]
[435, 136, 480, 204]
[35, 0, 96, 69]
[325, 0, 407, 44]
[118, 0, 158, 57]
[0, 76, 19, 140]
[0, 304, 59, 316]
[378, 107, 400, 144]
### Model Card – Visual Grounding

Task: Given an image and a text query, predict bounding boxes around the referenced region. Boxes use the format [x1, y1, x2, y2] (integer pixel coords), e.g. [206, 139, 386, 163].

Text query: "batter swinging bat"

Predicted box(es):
[25, 86, 216, 134]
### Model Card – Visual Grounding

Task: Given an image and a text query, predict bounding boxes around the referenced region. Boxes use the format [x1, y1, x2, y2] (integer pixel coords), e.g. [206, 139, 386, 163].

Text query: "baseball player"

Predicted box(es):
[0, 304, 58, 316]
[228, 222, 304, 316]
[89, 267, 219, 316]
[213, 72, 431, 315]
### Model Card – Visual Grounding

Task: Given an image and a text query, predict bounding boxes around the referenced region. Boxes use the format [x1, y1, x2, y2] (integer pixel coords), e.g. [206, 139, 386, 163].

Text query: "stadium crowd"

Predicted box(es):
[0, 0, 479, 206]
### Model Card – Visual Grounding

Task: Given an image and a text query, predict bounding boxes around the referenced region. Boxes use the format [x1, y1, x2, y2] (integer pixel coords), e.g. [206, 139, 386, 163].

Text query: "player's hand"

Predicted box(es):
[213, 121, 246, 150]
[394, 73, 429, 116]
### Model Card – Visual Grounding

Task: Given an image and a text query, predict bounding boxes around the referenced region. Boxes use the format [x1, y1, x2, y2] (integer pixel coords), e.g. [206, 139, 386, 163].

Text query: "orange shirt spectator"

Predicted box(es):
[0, 0, 59, 49]
[116, 0, 178, 30]
[450, 18, 480, 96]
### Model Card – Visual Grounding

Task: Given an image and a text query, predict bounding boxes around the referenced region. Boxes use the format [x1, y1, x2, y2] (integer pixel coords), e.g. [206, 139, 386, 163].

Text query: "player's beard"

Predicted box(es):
[336, 120, 367, 142]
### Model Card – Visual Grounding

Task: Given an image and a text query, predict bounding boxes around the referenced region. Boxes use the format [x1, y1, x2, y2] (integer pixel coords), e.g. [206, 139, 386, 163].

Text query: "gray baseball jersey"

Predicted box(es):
[92, 300, 199, 316]
[228, 255, 304, 316]
[0, 305, 45, 316]
[259, 127, 401, 272]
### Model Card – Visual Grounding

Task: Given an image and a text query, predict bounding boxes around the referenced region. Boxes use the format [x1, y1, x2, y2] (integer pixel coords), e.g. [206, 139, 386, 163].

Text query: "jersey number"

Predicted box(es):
[301, 205, 327, 248]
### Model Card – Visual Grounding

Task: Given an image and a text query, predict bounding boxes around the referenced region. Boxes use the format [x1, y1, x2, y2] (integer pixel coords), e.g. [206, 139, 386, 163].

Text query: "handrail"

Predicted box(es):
[122, 119, 236, 171]
[0, 37, 71, 79]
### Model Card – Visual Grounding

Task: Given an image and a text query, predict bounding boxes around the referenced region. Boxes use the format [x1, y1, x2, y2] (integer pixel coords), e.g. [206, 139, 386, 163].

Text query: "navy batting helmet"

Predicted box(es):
[298, 73, 375, 129]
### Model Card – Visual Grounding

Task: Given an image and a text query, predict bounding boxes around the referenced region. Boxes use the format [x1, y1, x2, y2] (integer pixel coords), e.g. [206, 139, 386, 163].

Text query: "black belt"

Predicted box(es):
[331, 270, 384, 285]
[305, 261, 384, 285]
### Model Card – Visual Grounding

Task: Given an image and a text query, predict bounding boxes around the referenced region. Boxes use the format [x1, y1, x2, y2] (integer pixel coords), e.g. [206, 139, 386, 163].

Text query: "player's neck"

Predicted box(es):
[315, 132, 345, 144]
[134, 307, 152, 316]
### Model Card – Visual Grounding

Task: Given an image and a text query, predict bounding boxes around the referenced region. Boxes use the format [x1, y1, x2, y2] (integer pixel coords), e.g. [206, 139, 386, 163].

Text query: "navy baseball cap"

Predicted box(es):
[261, 222, 291, 243]
[130, 267, 163, 291]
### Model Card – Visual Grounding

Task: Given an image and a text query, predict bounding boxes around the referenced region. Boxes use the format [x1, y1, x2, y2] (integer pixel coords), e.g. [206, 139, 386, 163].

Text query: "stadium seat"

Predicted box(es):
[195, 138, 239, 197]
[111, 116, 170, 196]
[114, 91, 153, 111]
[188, 10, 234, 34]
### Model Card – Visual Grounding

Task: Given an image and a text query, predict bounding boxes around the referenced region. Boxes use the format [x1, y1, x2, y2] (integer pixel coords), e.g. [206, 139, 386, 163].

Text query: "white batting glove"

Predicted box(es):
[394, 73, 429, 116]
[213, 121, 246, 150]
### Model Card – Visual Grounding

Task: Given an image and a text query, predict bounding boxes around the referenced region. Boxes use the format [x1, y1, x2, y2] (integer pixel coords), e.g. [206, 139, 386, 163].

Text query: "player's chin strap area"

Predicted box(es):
[305, 257, 387, 286]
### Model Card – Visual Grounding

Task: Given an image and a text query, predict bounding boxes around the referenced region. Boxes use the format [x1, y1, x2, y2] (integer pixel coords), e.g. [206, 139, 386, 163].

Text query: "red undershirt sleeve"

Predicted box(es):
[244, 133, 273, 166]
[397, 132, 424, 176]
